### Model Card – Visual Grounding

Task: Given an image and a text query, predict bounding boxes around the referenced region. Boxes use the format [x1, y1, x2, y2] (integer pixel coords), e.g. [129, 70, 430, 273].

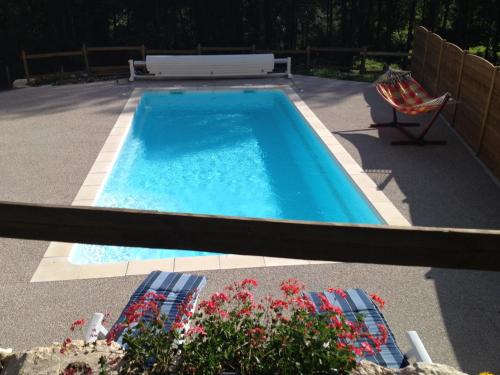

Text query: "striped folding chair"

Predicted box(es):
[371, 69, 452, 145]
[84, 271, 207, 344]
[305, 288, 432, 368]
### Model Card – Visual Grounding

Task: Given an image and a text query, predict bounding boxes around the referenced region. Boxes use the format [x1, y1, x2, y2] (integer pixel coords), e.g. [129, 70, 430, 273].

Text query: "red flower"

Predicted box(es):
[318, 293, 343, 314]
[349, 344, 363, 356]
[236, 306, 253, 317]
[199, 300, 218, 315]
[247, 326, 266, 337]
[70, 319, 86, 332]
[247, 326, 267, 346]
[270, 299, 289, 310]
[280, 279, 304, 296]
[241, 278, 258, 288]
[187, 325, 207, 336]
[106, 323, 125, 346]
[60, 337, 72, 354]
[124, 302, 147, 324]
[218, 310, 229, 319]
[360, 341, 375, 355]
[172, 322, 185, 330]
[369, 294, 385, 309]
[235, 290, 254, 304]
[329, 316, 343, 329]
[142, 291, 167, 302]
[376, 323, 388, 345]
[290, 296, 316, 313]
[211, 292, 230, 303]
[327, 288, 348, 299]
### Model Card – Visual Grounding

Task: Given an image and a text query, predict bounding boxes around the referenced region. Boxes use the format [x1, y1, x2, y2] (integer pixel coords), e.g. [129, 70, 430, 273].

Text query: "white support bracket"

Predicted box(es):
[405, 331, 432, 363]
[274, 57, 292, 78]
[128, 59, 135, 82]
[128, 59, 146, 82]
[84, 312, 109, 343]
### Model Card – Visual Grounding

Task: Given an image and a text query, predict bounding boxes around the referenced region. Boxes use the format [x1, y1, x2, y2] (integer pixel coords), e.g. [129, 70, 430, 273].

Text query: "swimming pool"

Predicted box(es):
[70, 90, 382, 264]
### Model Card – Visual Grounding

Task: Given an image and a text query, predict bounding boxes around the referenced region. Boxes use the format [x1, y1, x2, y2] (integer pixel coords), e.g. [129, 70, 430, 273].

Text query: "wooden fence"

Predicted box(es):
[411, 26, 500, 179]
[20, 44, 408, 81]
[2, 201, 500, 271]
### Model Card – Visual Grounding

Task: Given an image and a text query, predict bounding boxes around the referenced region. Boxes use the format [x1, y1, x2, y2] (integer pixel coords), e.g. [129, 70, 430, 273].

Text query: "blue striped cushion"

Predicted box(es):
[109, 271, 207, 343]
[306, 288, 408, 369]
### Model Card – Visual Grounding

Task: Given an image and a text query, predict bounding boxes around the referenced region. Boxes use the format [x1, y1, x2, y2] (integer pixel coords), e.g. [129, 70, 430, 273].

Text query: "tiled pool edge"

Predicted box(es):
[31, 84, 408, 283]
[283, 86, 409, 226]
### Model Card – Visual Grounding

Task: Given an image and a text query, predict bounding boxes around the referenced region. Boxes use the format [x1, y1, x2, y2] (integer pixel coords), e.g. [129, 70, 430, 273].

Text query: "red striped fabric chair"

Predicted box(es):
[371, 69, 452, 145]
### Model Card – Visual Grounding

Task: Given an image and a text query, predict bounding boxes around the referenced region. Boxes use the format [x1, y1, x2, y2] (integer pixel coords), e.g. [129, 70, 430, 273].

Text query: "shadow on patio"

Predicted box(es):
[323, 80, 500, 373]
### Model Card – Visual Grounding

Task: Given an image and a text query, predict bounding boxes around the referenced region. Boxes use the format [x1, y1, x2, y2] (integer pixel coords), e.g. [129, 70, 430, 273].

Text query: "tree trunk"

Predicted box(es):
[440, 0, 451, 33]
[406, 0, 417, 51]
[258, 0, 266, 48]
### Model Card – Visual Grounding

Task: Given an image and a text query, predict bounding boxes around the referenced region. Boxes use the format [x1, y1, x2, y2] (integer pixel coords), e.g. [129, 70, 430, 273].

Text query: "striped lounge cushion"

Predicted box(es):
[306, 288, 408, 369]
[109, 271, 207, 344]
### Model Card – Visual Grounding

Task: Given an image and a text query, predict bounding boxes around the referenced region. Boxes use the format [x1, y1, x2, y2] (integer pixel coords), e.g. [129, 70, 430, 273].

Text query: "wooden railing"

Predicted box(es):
[411, 26, 500, 180]
[1, 201, 500, 271]
[19, 44, 409, 81]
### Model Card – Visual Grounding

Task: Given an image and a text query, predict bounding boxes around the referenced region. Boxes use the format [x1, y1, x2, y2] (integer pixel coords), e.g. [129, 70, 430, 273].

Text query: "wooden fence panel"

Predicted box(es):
[478, 69, 500, 178]
[437, 42, 465, 122]
[410, 26, 429, 82]
[454, 54, 496, 150]
[422, 33, 444, 96]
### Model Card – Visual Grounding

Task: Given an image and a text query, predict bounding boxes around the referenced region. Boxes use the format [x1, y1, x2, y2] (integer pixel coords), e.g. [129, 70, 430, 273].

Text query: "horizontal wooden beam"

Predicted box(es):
[26, 51, 83, 59]
[1, 201, 500, 271]
[201, 46, 253, 51]
[256, 49, 307, 54]
[311, 47, 362, 53]
[86, 46, 143, 52]
[365, 52, 410, 57]
[147, 49, 197, 55]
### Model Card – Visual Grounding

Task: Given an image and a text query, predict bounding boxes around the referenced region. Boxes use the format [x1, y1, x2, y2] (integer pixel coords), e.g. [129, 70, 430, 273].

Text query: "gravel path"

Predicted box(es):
[0, 77, 499, 373]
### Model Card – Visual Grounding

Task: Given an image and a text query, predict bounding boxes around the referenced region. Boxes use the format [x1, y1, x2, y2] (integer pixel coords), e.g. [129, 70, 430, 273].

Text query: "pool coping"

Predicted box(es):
[31, 83, 409, 282]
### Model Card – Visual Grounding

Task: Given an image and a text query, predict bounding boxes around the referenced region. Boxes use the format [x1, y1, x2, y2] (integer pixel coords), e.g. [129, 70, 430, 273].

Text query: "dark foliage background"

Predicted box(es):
[0, 0, 499, 85]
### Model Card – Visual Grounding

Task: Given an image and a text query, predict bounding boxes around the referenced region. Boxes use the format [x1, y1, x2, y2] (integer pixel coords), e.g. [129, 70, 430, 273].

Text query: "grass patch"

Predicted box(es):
[27, 71, 127, 86]
[306, 59, 402, 83]
[468, 45, 500, 63]
[306, 68, 379, 82]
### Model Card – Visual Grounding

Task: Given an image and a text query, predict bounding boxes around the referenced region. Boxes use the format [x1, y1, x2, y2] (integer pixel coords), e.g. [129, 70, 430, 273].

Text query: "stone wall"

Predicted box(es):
[0, 341, 124, 375]
[1, 343, 468, 375]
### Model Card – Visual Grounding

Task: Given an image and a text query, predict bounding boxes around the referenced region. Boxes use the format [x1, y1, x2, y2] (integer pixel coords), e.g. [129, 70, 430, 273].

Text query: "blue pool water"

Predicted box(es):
[71, 90, 382, 264]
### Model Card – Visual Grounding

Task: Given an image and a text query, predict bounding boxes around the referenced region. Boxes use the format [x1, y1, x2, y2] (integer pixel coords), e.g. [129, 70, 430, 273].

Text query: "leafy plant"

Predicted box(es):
[63, 280, 388, 375]
[110, 291, 187, 374]
[181, 279, 387, 375]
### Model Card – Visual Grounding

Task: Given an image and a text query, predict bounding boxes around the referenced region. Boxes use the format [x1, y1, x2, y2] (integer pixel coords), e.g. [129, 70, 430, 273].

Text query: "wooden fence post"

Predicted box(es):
[5, 65, 12, 88]
[197, 44, 202, 55]
[360, 46, 367, 74]
[451, 50, 467, 127]
[21, 50, 30, 81]
[477, 67, 498, 155]
[434, 38, 445, 95]
[421, 31, 430, 80]
[306, 45, 311, 69]
[82, 44, 90, 73]
[141, 44, 146, 60]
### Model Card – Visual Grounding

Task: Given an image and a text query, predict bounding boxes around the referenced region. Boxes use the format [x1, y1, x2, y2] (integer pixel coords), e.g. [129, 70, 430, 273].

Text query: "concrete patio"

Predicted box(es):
[0, 76, 499, 374]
